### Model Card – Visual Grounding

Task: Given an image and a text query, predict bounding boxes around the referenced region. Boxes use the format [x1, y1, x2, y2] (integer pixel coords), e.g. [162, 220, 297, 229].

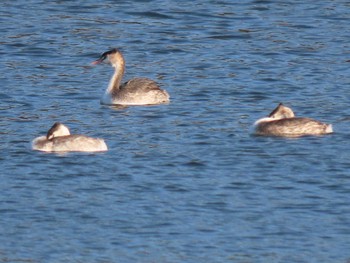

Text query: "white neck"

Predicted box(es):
[105, 64, 120, 94]
[254, 117, 275, 126]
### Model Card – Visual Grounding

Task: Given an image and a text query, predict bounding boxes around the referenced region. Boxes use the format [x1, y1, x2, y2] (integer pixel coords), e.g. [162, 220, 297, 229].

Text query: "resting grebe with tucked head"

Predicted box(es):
[92, 48, 170, 105]
[254, 103, 333, 137]
[32, 122, 108, 152]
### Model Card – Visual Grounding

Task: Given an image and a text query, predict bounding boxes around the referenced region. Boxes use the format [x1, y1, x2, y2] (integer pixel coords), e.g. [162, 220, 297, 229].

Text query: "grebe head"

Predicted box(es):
[92, 48, 123, 67]
[46, 122, 71, 140]
[268, 103, 295, 120]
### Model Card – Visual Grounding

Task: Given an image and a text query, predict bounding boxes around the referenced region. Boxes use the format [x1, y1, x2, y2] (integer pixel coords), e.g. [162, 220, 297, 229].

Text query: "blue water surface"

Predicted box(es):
[1, 1, 350, 262]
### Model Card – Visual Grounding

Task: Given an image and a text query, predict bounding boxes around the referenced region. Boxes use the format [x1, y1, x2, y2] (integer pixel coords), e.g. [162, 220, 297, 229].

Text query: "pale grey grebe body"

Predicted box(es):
[92, 48, 170, 105]
[254, 103, 333, 137]
[32, 122, 108, 152]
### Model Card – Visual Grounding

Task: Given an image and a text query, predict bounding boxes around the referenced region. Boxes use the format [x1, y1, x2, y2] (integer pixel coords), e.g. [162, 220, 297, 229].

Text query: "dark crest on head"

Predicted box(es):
[268, 103, 284, 117]
[46, 122, 62, 140]
[99, 48, 120, 61]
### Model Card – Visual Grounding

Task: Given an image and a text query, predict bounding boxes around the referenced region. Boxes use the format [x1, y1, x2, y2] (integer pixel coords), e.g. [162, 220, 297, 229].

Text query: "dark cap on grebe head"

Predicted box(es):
[92, 48, 121, 65]
[268, 103, 284, 117]
[268, 102, 295, 119]
[46, 122, 63, 140]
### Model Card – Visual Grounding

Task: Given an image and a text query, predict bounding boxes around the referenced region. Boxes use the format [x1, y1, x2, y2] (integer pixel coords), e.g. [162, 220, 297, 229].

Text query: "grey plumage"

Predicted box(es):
[254, 103, 333, 137]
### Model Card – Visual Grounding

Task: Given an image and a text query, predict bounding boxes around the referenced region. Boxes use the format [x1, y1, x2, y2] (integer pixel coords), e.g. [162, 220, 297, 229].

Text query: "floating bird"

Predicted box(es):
[32, 122, 108, 152]
[254, 103, 333, 137]
[92, 48, 169, 105]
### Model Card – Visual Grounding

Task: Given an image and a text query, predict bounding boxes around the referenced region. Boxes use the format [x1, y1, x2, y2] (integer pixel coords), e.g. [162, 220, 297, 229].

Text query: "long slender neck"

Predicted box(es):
[106, 60, 125, 95]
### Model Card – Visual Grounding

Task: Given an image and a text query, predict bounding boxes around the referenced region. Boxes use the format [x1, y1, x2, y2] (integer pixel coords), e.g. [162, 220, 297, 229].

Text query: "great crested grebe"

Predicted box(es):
[254, 103, 333, 137]
[92, 48, 170, 105]
[32, 122, 108, 152]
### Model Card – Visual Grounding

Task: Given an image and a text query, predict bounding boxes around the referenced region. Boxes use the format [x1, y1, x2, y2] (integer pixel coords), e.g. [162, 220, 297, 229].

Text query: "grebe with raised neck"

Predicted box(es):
[92, 48, 170, 105]
[32, 122, 108, 152]
[254, 103, 333, 137]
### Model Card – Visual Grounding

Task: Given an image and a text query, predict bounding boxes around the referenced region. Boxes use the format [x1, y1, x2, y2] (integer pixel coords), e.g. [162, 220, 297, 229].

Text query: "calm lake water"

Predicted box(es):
[1, 0, 350, 262]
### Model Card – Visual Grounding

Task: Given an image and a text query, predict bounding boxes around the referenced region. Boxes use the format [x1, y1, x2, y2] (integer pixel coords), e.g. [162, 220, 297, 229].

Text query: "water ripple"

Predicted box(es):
[1, 1, 350, 262]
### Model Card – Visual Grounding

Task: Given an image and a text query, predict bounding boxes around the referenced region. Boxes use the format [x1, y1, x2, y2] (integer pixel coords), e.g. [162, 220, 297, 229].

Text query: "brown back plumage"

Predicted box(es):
[254, 103, 333, 137]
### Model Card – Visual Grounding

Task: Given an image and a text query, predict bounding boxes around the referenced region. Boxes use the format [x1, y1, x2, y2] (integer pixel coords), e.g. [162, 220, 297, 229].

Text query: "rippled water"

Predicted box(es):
[1, 0, 350, 262]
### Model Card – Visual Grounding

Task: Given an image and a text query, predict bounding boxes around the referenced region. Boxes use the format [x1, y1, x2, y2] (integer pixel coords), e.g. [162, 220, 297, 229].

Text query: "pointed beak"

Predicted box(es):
[91, 58, 103, 65]
[91, 54, 107, 65]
